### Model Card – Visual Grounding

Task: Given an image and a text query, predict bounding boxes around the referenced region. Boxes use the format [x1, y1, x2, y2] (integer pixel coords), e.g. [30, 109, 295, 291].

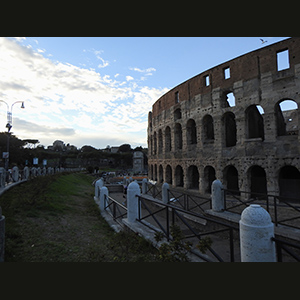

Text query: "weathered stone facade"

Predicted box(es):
[147, 37, 300, 200]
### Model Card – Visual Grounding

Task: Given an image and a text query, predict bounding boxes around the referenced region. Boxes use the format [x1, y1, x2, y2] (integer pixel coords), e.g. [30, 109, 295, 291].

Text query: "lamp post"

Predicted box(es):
[0, 100, 25, 180]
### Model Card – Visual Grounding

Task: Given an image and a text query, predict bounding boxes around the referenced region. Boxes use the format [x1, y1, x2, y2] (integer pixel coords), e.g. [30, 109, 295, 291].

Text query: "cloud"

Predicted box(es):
[0, 37, 169, 148]
[130, 67, 156, 73]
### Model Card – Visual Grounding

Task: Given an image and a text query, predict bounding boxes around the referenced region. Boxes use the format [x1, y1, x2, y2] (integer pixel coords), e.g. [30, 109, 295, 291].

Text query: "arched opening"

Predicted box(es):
[202, 115, 214, 141]
[174, 123, 182, 150]
[275, 99, 298, 136]
[158, 164, 163, 183]
[153, 132, 157, 155]
[174, 108, 181, 121]
[246, 105, 265, 140]
[186, 119, 197, 145]
[165, 126, 171, 152]
[187, 165, 199, 190]
[175, 165, 184, 187]
[223, 112, 237, 147]
[154, 164, 157, 182]
[204, 166, 216, 194]
[223, 165, 239, 195]
[249, 165, 267, 199]
[165, 165, 172, 185]
[279, 166, 300, 201]
[158, 129, 163, 154]
[222, 91, 236, 108]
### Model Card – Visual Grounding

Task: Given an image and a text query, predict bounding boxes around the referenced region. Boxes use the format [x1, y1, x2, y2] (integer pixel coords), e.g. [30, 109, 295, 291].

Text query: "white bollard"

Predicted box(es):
[211, 179, 225, 212]
[142, 178, 148, 194]
[239, 204, 276, 262]
[12, 166, 19, 182]
[127, 181, 141, 223]
[23, 166, 30, 180]
[162, 182, 169, 204]
[0, 207, 4, 262]
[99, 186, 108, 211]
[94, 178, 104, 201]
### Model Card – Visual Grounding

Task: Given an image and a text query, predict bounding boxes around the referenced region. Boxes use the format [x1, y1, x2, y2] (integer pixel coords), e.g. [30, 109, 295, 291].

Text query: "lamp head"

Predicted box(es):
[21, 102, 25, 109]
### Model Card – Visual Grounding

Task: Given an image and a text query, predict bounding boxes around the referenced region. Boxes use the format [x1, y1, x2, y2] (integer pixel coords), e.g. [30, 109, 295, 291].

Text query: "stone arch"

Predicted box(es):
[203, 166, 216, 193]
[223, 165, 239, 194]
[248, 165, 267, 198]
[158, 129, 163, 154]
[245, 105, 265, 140]
[186, 119, 197, 145]
[158, 164, 164, 183]
[275, 99, 298, 136]
[223, 112, 237, 147]
[278, 165, 300, 201]
[187, 165, 199, 189]
[174, 123, 183, 150]
[165, 165, 172, 184]
[202, 114, 214, 141]
[175, 165, 184, 187]
[165, 126, 171, 152]
[222, 91, 236, 108]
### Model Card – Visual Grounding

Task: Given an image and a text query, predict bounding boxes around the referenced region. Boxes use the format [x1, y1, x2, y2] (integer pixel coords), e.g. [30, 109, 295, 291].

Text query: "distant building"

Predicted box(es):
[133, 151, 144, 173]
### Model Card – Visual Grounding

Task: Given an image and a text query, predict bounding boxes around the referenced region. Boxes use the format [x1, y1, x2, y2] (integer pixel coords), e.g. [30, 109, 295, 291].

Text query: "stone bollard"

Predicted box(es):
[12, 166, 19, 182]
[94, 178, 104, 201]
[23, 166, 30, 180]
[127, 181, 141, 223]
[142, 178, 148, 194]
[162, 182, 169, 204]
[211, 179, 225, 212]
[0, 207, 5, 262]
[239, 204, 276, 262]
[0, 167, 5, 188]
[99, 186, 108, 211]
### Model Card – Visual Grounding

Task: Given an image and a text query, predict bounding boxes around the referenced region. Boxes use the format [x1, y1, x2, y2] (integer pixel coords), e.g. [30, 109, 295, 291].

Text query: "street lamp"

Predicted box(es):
[0, 100, 25, 178]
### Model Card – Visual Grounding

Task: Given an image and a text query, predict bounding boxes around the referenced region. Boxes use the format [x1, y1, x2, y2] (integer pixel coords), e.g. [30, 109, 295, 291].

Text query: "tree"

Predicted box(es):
[118, 144, 132, 153]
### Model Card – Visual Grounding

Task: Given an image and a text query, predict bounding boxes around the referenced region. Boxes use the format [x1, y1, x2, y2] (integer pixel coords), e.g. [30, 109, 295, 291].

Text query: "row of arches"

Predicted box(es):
[149, 164, 300, 201]
[150, 99, 299, 155]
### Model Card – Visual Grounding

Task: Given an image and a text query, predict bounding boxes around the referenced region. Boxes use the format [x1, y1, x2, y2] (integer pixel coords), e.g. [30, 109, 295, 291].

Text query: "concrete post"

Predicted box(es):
[94, 178, 104, 201]
[142, 178, 148, 194]
[23, 166, 30, 180]
[162, 182, 169, 204]
[0, 207, 5, 262]
[12, 166, 19, 182]
[211, 179, 225, 212]
[127, 181, 141, 223]
[0, 167, 5, 188]
[239, 204, 276, 262]
[99, 186, 108, 211]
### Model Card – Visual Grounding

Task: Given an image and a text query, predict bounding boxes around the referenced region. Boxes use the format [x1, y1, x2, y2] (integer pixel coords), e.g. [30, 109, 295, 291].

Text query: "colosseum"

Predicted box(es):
[147, 37, 300, 201]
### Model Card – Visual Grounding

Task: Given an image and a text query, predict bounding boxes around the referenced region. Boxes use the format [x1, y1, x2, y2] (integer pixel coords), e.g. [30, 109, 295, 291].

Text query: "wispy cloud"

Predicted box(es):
[0, 38, 169, 148]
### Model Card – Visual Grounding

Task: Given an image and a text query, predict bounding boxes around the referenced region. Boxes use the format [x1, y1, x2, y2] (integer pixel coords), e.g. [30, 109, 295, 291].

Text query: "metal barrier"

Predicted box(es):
[136, 194, 238, 262]
[104, 194, 127, 225]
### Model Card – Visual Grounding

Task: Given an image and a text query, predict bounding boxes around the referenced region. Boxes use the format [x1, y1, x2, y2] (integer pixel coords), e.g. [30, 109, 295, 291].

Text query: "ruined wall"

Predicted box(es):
[148, 37, 300, 199]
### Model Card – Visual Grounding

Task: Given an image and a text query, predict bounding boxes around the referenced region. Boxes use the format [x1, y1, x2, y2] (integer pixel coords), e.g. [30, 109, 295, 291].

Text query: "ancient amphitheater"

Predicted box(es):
[147, 37, 300, 200]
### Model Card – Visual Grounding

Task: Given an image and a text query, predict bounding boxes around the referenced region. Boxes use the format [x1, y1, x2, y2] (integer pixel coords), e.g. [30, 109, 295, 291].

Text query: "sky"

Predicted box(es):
[0, 36, 289, 149]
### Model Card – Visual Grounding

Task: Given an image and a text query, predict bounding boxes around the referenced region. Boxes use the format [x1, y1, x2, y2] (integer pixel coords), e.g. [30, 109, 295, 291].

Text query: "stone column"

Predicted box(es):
[127, 181, 141, 223]
[0, 207, 5, 262]
[162, 182, 169, 204]
[239, 204, 276, 262]
[211, 179, 225, 212]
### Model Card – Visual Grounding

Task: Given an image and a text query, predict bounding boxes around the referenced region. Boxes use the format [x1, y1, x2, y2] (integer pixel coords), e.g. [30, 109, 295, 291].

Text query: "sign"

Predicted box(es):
[43, 159, 47, 166]
[2, 152, 9, 159]
[33, 157, 38, 165]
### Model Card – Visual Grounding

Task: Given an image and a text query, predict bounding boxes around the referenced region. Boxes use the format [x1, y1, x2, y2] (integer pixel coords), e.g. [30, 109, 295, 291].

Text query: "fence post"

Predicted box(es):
[127, 181, 141, 223]
[94, 178, 104, 202]
[0, 207, 5, 262]
[99, 186, 108, 211]
[142, 178, 148, 194]
[211, 179, 225, 212]
[239, 204, 276, 262]
[162, 182, 169, 204]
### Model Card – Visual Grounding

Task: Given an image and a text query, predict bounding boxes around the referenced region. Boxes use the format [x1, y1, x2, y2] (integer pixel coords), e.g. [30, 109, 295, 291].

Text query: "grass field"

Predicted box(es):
[0, 172, 158, 262]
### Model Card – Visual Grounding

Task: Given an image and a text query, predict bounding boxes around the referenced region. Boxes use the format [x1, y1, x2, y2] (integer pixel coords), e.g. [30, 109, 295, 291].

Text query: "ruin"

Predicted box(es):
[147, 37, 300, 200]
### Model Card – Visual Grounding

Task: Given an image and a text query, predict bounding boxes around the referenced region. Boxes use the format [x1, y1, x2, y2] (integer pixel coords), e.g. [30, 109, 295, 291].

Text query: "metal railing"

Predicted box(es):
[224, 188, 300, 230]
[272, 237, 300, 262]
[136, 194, 239, 262]
[104, 194, 127, 224]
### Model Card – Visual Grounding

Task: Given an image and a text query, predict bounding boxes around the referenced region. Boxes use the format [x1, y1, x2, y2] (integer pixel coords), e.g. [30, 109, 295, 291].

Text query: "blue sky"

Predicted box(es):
[0, 37, 289, 149]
